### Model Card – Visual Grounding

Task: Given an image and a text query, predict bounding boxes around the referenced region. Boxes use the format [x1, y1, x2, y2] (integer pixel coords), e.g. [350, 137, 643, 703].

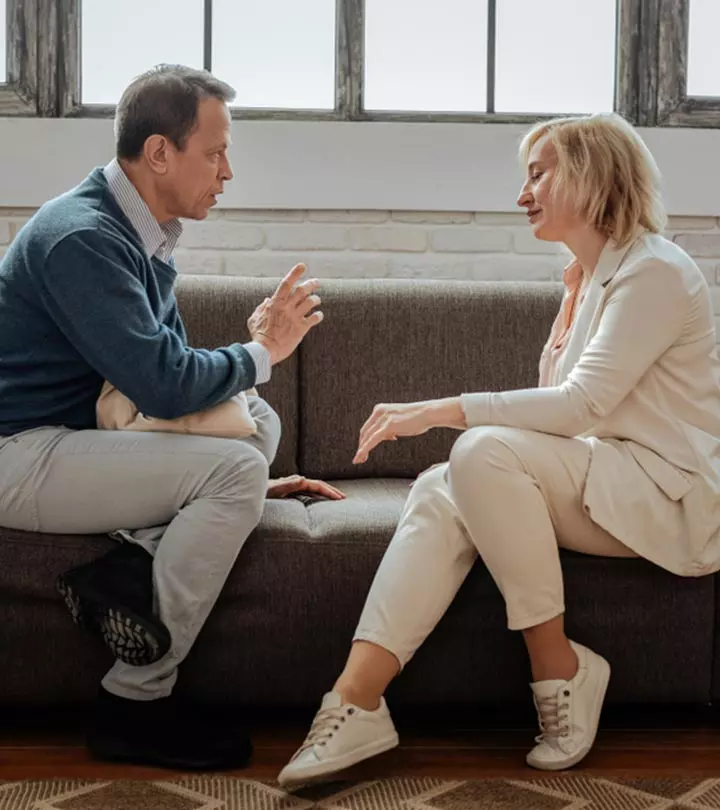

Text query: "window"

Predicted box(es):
[212, 0, 336, 110]
[81, 1, 204, 105]
[81, 0, 337, 111]
[687, 0, 720, 98]
[364, 0, 617, 117]
[2, 0, 718, 127]
[364, 0, 488, 113]
[75, 0, 629, 120]
[494, 0, 616, 115]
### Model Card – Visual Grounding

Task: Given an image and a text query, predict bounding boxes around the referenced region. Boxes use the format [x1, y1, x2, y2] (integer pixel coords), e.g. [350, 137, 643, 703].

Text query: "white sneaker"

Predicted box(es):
[278, 691, 399, 789]
[526, 641, 610, 771]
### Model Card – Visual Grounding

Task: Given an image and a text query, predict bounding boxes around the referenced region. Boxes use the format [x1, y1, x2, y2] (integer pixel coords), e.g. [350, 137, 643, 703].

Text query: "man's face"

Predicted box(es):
[161, 97, 233, 220]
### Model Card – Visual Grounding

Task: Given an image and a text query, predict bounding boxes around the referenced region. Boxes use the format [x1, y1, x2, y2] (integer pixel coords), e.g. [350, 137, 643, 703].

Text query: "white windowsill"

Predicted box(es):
[3, 118, 720, 216]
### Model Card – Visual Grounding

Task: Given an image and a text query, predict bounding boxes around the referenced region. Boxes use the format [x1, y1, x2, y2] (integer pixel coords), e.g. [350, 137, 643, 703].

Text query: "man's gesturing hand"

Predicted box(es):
[247, 264, 323, 365]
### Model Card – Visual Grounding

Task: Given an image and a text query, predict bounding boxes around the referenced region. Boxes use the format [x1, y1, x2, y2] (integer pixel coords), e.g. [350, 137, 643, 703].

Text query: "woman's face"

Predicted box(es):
[517, 135, 579, 242]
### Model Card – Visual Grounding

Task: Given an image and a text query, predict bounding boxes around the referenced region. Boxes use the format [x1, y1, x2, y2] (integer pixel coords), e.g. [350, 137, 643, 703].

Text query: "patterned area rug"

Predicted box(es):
[3, 776, 720, 809]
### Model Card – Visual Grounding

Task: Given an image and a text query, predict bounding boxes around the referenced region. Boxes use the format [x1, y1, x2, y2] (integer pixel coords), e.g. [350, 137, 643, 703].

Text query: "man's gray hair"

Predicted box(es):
[114, 64, 236, 160]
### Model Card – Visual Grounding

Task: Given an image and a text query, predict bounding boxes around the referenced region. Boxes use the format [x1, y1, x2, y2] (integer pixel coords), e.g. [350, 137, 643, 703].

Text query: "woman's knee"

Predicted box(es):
[412, 461, 447, 490]
[449, 426, 526, 482]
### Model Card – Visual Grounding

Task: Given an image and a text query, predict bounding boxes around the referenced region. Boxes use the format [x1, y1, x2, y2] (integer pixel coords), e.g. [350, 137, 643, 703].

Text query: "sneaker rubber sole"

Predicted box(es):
[57, 574, 171, 667]
[279, 732, 400, 790]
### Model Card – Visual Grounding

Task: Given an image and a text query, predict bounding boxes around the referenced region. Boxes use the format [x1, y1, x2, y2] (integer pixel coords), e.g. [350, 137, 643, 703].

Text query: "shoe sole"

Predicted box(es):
[526, 656, 611, 771]
[57, 575, 171, 667]
[279, 732, 400, 790]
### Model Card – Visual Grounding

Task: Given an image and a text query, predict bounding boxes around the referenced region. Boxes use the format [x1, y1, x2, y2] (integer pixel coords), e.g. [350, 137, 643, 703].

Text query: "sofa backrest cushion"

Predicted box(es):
[298, 279, 562, 479]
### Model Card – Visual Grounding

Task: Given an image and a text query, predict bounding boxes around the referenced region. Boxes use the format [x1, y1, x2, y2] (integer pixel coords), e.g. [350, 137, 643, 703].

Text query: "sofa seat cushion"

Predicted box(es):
[0, 478, 714, 707]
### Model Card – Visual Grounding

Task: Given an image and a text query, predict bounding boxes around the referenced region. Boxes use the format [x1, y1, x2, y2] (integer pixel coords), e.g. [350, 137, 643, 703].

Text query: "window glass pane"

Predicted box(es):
[81, 0, 203, 105]
[688, 0, 720, 97]
[213, 0, 335, 110]
[365, 0, 488, 113]
[495, 0, 616, 114]
[0, 0, 5, 84]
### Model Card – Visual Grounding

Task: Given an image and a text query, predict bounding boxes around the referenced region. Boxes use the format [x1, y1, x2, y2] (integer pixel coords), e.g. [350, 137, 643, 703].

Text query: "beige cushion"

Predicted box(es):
[96, 381, 257, 439]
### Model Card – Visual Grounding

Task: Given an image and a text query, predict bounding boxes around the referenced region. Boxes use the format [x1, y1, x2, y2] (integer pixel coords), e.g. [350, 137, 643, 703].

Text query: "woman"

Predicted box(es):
[278, 113, 720, 787]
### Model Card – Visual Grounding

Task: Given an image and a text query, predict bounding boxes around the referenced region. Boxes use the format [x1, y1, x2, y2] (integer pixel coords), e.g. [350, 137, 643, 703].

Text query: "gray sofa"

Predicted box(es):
[0, 276, 715, 709]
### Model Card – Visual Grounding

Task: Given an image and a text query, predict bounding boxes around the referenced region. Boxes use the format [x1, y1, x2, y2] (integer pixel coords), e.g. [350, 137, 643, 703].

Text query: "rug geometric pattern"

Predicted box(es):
[4, 776, 720, 810]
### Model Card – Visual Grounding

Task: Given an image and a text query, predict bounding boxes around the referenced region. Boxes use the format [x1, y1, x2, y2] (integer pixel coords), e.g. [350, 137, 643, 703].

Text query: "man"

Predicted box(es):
[0, 64, 337, 769]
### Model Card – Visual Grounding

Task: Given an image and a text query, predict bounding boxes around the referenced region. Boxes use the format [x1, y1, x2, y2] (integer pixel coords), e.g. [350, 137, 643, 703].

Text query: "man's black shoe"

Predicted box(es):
[57, 543, 171, 667]
[87, 687, 253, 770]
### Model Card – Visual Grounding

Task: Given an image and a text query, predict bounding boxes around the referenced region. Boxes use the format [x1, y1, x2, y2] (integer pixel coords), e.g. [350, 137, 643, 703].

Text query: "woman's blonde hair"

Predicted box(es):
[519, 113, 666, 247]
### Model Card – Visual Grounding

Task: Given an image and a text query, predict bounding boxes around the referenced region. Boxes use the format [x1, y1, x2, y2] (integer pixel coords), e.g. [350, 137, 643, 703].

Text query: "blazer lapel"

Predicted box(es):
[555, 232, 644, 383]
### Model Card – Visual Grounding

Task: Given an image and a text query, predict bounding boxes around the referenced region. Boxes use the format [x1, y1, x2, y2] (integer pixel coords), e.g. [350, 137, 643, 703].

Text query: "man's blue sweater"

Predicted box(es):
[0, 169, 256, 435]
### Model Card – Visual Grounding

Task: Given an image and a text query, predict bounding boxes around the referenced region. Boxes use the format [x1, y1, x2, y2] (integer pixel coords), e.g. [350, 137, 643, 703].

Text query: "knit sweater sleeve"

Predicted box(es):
[37, 228, 257, 419]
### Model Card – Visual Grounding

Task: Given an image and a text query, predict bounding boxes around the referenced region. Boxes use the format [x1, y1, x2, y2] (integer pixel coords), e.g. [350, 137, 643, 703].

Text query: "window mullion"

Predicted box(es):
[336, 0, 363, 119]
[486, 0, 496, 114]
[54, 0, 80, 117]
[657, 0, 688, 124]
[203, 0, 212, 72]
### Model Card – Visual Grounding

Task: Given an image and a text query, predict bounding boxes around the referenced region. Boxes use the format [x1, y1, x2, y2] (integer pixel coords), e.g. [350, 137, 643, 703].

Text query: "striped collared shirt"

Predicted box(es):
[103, 158, 182, 264]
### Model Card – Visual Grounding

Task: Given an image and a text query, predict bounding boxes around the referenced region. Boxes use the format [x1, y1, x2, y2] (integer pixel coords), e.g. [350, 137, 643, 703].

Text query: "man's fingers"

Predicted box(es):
[273, 263, 306, 302]
[292, 477, 345, 500]
[325, 484, 346, 499]
[310, 480, 345, 499]
[306, 479, 331, 494]
[290, 279, 321, 304]
[297, 294, 322, 317]
[301, 310, 324, 332]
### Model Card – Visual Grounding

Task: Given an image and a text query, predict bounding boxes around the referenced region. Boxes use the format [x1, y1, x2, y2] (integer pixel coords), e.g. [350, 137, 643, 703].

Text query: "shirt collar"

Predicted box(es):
[103, 158, 182, 262]
[562, 259, 584, 291]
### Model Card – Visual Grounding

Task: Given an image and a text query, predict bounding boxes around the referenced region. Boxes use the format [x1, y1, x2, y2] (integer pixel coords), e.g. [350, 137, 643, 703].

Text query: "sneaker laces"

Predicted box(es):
[533, 691, 571, 746]
[292, 705, 356, 761]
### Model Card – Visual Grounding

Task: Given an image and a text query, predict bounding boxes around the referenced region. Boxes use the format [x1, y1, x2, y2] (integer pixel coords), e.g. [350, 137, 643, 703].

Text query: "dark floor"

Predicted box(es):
[3, 704, 720, 781]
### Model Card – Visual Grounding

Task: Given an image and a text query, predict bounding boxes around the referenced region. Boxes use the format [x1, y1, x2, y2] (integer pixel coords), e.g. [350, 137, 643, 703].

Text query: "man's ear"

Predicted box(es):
[143, 135, 170, 175]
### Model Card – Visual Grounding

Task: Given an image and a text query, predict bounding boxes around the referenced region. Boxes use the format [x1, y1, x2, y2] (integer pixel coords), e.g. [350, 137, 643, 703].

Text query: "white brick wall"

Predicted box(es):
[1, 207, 719, 328]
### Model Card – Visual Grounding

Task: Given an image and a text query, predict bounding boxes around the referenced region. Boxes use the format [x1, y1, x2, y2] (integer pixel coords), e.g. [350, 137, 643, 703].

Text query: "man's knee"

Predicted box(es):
[202, 441, 269, 512]
[248, 397, 282, 464]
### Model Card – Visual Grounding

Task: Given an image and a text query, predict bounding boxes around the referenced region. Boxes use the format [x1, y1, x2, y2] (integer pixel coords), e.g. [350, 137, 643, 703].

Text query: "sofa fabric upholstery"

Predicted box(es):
[1, 275, 715, 709]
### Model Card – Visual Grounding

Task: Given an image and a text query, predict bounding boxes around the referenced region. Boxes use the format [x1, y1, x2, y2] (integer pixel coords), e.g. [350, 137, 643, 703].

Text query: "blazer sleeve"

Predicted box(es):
[460, 259, 690, 436]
